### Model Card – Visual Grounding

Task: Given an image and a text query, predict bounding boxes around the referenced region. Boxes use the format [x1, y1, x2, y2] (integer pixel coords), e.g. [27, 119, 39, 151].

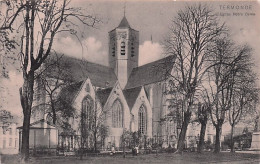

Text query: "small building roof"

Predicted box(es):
[126, 55, 175, 89]
[17, 119, 56, 129]
[123, 86, 142, 109]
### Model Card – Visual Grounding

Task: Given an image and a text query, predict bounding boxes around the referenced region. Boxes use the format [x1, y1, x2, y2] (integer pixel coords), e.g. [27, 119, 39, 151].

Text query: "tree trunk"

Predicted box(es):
[198, 122, 207, 153]
[230, 125, 235, 152]
[94, 130, 97, 153]
[123, 133, 126, 158]
[50, 98, 56, 125]
[20, 71, 34, 162]
[177, 111, 191, 152]
[214, 124, 223, 153]
[21, 111, 31, 161]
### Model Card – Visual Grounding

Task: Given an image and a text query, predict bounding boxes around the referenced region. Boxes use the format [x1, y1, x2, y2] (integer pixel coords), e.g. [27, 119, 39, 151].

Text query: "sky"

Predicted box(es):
[1, 0, 260, 131]
[52, 0, 260, 67]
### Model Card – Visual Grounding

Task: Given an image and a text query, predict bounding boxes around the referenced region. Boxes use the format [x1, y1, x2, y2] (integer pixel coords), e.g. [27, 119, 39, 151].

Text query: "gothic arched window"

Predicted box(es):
[121, 42, 125, 55]
[139, 105, 147, 134]
[112, 100, 123, 128]
[82, 97, 93, 129]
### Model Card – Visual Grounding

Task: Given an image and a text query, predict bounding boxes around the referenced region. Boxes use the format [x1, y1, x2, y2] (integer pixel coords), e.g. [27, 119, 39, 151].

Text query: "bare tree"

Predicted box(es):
[36, 54, 73, 124]
[0, 0, 98, 161]
[164, 4, 226, 152]
[0, 0, 18, 58]
[228, 67, 259, 152]
[204, 36, 254, 153]
[90, 94, 108, 153]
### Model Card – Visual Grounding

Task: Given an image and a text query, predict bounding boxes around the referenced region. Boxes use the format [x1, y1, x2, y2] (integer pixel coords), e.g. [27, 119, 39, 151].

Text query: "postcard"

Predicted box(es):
[0, 0, 259, 163]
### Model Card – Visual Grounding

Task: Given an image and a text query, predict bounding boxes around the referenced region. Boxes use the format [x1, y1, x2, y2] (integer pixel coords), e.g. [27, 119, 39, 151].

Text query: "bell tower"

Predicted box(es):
[108, 15, 139, 89]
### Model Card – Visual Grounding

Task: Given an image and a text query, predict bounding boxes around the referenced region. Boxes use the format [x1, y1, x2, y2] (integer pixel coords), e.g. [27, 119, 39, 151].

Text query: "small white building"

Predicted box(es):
[0, 122, 19, 154]
[17, 119, 58, 152]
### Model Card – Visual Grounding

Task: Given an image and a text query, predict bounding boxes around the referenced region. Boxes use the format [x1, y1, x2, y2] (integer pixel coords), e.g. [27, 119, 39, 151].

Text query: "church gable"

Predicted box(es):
[129, 87, 152, 137]
[73, 78, 96, 111]
[65, 78, 98, 133]
[103, 82, 131, 131]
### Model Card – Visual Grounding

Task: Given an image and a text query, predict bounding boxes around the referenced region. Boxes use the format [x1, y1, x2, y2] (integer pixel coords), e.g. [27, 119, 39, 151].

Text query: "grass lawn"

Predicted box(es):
[1, 152, 260, 164]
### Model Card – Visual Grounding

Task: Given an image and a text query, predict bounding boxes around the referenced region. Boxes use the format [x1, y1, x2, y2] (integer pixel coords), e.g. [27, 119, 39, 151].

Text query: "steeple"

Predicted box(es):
[118, 16, 130, 28]
[118, 3, 130, 28]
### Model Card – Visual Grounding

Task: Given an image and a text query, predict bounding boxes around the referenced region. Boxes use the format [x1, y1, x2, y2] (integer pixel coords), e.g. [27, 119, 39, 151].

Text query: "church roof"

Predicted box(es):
[58, 81, 84, 104]
[123, 86, 142, 109]
[125, 55, 176, 89]
[46, 55, 117, 88]
[118, 16, 131, 28]
[96, 88, 113, 107]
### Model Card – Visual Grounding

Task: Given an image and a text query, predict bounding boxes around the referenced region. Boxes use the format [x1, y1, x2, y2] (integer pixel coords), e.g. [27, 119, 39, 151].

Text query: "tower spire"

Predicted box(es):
[123, 2, 126, 17]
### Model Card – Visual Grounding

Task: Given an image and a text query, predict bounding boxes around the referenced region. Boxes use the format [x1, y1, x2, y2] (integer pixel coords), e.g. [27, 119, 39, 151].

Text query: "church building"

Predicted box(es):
[31, 15, 180, 151]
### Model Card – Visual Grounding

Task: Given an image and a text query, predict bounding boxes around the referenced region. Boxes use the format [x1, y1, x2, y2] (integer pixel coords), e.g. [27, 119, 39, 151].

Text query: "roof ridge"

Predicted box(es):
[133, 55, 175, 70]
[63, 55, 111, 69]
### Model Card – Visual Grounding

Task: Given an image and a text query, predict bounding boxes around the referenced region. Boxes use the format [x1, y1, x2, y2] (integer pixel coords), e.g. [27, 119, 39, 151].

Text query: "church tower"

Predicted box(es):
[108, 15, 139, 89]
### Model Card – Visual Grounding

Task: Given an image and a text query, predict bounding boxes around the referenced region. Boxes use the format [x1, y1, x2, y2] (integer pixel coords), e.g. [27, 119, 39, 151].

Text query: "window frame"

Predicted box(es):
[112, 99, 123, 128]
[138, 105, 147, 134]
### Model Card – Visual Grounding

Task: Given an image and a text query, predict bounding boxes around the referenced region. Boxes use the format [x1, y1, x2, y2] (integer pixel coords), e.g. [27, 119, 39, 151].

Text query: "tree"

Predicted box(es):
[204, 36, 254, 153]
[204, 37, 233, 153]
[0, 1, 19, 78]
[36, 54, 73, 125]
[0, 110, 14, 133]
[0, 0, 98, 161]
[90, 95, 108, 153]
[228, 64, 259, 152]
[164, 4, 226, 152]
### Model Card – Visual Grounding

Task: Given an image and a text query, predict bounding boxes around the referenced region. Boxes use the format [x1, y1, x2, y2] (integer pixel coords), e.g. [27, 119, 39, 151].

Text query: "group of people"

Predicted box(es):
[132, 146, 139, 156]
[110, 146, 139, 156]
